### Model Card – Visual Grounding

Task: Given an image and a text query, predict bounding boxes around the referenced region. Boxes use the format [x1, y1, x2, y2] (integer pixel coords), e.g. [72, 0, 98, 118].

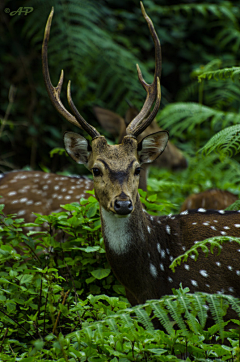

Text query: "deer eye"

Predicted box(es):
[134, 167, 141, 176]
[92, 168, 101, 177]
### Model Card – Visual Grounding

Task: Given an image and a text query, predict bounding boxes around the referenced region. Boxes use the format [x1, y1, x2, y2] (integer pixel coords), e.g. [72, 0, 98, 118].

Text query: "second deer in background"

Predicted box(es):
[94, 105, 188, 191]
[180, 188, 238, 212]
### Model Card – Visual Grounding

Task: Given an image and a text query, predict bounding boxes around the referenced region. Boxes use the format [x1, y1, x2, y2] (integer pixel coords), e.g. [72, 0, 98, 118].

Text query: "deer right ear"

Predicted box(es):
[64, 132, 92, 166]
[137, 131, 169, 164]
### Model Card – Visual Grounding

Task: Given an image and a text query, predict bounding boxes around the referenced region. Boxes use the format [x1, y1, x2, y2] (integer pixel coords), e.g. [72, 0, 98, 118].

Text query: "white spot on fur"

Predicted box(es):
[199, 270, 208, 278]
[17, 210, 26, 216]
[220, 231, 227, 235]
[160, 263, 164, 271]
[166, 225, 171, 235]
[150, 263, 157, 278]
[191, 280, 198, 287]
[157, 243, 161, 253]
[216, 261, 221, 267]
[180, 210, 188, 215]
[234, 224, 240, 228]
[223, 226, 230, 230]
[218, 210, 225, 214]
[161, 250, 166, 259]
[227, 265, 233, 271]
[147, 226, 151, 234]
[184, 264, 189, 270]
[20, 198, 28, 203]
[8, 191, 17, 196]
[168, 276, 173, 283]
[198, 208, 206, 212]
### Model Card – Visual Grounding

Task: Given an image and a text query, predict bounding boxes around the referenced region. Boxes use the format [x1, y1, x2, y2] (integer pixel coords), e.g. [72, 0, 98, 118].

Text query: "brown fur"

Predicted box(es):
[64, 132, 240, 306]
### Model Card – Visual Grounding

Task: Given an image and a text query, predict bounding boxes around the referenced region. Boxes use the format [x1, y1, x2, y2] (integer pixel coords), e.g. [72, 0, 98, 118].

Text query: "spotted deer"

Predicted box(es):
[180, 189, 238, 212]
[94, 106, 187, 191]
[43, 3, 240, 306]
[0, 171, 92, 221]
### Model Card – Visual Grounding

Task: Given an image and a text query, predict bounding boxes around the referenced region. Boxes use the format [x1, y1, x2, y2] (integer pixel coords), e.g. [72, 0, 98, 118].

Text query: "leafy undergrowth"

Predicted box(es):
[0, 195, 240, 361]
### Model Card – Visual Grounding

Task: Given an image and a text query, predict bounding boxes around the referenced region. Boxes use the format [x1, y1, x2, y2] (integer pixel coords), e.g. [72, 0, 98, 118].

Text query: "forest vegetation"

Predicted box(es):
[1, 0, 240, 360]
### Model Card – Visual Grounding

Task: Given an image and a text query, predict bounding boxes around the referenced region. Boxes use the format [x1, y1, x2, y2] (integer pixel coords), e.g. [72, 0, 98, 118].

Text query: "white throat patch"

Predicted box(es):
[101, 208, 132, 254]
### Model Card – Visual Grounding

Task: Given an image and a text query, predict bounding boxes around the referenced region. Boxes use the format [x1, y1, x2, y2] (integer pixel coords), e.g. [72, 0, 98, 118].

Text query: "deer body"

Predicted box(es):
[42, 3, 240, 308]
[181, 189, 238, 212]
[102, 198, 240, 305]
[0, 170, 92, 219]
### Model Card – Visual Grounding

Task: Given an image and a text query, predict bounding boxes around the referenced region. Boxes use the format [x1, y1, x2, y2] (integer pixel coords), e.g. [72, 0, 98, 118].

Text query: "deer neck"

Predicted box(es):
[100, 194, 148, 255]
[100, 194, 171, 304]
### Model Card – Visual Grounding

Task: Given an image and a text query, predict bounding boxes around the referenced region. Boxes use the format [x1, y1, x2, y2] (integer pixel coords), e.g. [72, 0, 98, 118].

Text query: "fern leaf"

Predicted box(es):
[170, 236, 240, 272]
[150, 302, 173, 334]
[223, 295, 240, 318]
[191, 293, 208, 328]
[134, 307, 154, 332]
[164, 297, 188, 335]
[198, 67, 240, 83]
[206, 294, 226, 340]
[158, 102, 240, 136]
[201, 124, 240, 157]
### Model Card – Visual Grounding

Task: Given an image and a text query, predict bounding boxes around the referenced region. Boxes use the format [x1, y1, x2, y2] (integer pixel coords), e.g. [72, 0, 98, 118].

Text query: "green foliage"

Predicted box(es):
[201, 124, 240, 158]
[1, 196, 240, 360]
[2, 0, 240, 360]
[198, 66, 240, 82]
[170, 236, 240, 273]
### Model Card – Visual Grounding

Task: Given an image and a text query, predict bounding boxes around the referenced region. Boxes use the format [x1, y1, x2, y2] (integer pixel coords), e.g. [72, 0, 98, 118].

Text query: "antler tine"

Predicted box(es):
[67, 81, 100, 139]
[42, 7, 82, 129]
[126, 2, 162, 137]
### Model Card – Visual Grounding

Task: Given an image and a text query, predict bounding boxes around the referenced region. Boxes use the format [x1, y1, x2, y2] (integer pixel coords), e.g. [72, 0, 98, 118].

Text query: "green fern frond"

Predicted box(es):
[158, 102, 240, 136]
[191, 293, 208, 328]
[224, 295, 240, 317]
[191, 59, 222, 79]
[198, 67, 240, 83]
[151, 302, 173, 334]
[170, 236, 240, 272]
[225, 200, 240, 211]
[177, 292, 200, 334]
[164, 298, 188, 335]
[152, 3, 237, 23]
[134, 307, 154, 331]
[201, 124, 240, 157]
[216, 26, 240, 52]
[206, 294, 226, 340]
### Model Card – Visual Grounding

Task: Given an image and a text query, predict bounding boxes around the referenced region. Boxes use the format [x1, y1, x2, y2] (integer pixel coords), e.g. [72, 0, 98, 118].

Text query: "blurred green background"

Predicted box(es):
[1, 0, 240, 197]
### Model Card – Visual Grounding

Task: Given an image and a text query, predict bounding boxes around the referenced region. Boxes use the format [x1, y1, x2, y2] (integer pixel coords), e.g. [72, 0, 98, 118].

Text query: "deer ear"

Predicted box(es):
[137, 131, 169, 164]
[64, 132, 92, 166]
[94, 106, 125, 138]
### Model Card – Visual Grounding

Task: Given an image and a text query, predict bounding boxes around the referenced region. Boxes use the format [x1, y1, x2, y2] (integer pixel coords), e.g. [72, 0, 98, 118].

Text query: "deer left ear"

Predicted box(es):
[64, 132, 92, 166]
[137, 131, 169, 164]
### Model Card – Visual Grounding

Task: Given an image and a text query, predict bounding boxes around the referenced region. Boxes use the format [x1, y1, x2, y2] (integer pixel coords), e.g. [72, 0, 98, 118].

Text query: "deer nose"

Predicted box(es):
[114, 199, 133, 215]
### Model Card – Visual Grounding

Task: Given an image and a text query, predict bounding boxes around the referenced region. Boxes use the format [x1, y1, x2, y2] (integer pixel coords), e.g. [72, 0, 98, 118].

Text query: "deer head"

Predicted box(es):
[42, 2, 168, 215]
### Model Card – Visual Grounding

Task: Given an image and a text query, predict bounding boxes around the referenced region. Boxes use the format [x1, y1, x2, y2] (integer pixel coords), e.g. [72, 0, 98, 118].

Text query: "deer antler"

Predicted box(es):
[67, 81, 100, 138]
[126, 2, 162, 138]
[42, 8, 82, 129]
